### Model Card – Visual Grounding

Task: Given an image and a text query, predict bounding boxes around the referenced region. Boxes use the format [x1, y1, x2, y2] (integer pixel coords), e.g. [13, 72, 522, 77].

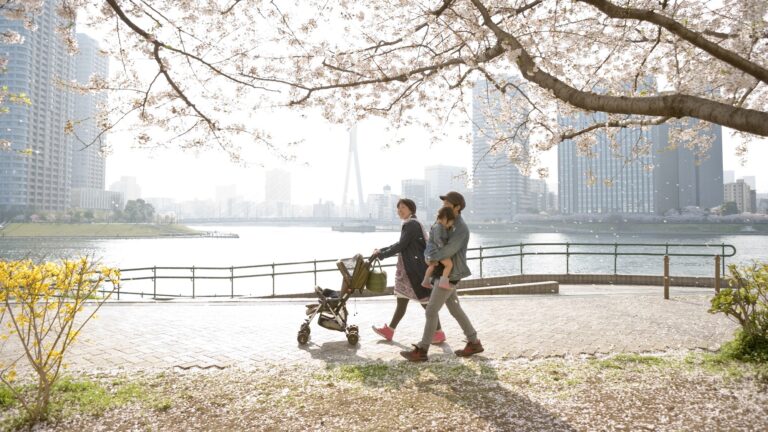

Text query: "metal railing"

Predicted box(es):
[474, 242, 735, 277]
[110, 242, 737, 300]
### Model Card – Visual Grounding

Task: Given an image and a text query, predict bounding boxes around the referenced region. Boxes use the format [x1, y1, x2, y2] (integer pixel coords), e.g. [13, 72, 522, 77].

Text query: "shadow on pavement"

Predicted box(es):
[298, 340, 367, 363]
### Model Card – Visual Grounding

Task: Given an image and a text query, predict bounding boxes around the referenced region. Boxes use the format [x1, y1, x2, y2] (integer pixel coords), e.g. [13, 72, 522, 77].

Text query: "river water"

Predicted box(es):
[0, 225, 765, 297]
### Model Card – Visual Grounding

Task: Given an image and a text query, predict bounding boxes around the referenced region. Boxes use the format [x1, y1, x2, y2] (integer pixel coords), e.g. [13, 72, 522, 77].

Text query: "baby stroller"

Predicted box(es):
[298, 254, 371, 345]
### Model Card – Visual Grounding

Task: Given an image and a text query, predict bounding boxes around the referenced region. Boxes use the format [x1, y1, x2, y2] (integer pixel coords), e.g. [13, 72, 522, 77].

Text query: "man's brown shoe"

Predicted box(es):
[400, 344, 428, 362]
[455, 340, 484, 357]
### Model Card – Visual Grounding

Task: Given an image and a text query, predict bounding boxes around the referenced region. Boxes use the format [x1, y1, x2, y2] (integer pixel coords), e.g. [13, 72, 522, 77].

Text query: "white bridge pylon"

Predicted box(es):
[341, 125, 365, 217]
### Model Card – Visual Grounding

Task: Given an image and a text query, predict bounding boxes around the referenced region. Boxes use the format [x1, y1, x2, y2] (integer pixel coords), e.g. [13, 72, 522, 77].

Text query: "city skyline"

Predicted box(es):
[1, 19, 766, 215]
[101, 107, 766, 207]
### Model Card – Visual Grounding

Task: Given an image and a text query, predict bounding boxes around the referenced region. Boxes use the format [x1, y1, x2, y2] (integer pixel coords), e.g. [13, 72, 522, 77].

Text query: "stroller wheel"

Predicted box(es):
[297, 331, 310, 345]
[348, 325, 359, 334]
[346, 332, 359, 345]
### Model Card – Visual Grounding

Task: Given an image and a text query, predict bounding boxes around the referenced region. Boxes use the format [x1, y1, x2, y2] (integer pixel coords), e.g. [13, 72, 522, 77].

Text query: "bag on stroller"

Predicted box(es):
[298, 254, 371, 345]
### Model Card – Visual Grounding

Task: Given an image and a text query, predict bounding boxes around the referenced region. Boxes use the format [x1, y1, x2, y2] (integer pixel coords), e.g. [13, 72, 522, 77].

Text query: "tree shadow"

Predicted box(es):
[313, 356, 575, 431]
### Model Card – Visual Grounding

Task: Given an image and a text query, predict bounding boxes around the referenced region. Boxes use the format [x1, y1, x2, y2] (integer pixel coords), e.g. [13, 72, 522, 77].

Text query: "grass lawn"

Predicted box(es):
[0, 223, 202, 238]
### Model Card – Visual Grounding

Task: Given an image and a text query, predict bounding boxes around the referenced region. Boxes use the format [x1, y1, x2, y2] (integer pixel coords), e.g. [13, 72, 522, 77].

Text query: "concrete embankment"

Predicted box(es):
[0, 223, 236, 239]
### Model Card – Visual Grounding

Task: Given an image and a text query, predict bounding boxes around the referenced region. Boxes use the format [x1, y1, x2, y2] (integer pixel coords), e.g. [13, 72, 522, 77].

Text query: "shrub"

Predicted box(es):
[0, 257, 119, 423]
[709, 262, 768, 361]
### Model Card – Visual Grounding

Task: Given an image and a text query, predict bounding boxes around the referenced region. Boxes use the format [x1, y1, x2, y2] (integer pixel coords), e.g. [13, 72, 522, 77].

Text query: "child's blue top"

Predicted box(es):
[424, 222, 449, 261]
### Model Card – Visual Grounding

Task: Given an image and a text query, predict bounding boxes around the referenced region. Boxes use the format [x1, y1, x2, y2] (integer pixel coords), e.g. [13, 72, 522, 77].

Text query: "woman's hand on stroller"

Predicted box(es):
[370, 249, 380, 261]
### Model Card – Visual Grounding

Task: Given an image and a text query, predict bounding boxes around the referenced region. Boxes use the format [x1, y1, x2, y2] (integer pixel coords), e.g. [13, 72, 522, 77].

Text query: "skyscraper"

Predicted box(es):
[71, 33, 108, 190]
[471, 79, 530, 221]
[401, 179, 428, 220]
[558, 113, 723, 215]
[109, 176, 141, 203]
[654, 120, 724, 212]
[424, 165, 467, 217]
[0, 2, 76, 213]
[265, 168, 291, 217]
[559, 112, 656, 214]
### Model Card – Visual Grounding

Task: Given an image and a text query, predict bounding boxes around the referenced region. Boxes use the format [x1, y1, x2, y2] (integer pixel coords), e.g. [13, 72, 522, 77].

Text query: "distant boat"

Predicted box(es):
[332, 224, 376, 233]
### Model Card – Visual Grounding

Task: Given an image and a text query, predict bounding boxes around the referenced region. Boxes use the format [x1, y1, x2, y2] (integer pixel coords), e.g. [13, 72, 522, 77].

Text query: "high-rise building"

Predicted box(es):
[109, 176, 141, 204]
[471, 79, 530, 221]
[215, 184, 237, 218]
[424, 165, 468, 217]
[558, 113, 723, 214]
[724, 179, 753, 213]
[70, 188, 123, 212]
[401, 179, 428, 220]
[71, 33, 108, 190]
[313, 200, 335, 218]
[559, 112, 656, 214]
[265, 169, 291, 217]
[367, 185, 398, 222]
[527, 178, 549, 213]
[68, 33, 116, 211]
[654, 120, 724, 212]
[0, 2, 76, 213]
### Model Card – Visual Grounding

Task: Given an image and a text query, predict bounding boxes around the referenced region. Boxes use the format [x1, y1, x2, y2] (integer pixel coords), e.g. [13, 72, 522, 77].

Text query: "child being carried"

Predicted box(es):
[422, 206, 456, 289]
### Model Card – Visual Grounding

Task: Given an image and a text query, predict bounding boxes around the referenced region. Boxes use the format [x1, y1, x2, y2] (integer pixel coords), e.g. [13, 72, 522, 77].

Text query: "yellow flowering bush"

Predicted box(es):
[0, 257, 119, 422]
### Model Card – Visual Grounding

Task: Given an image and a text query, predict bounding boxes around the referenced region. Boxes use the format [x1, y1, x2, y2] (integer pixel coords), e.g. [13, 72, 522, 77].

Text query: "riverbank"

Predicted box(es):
[472, 221, 768, 235]
[0, 223, 204, 238]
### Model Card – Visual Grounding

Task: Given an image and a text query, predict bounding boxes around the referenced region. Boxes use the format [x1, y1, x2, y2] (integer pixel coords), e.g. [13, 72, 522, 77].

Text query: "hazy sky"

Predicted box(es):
[67, 6, 767, 207]
[104, 108, 768, 205]
[105, 113, 475, 204]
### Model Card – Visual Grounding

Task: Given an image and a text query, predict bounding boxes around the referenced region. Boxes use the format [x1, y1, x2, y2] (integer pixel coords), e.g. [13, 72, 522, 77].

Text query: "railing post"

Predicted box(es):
[271, 262, 275, 297]
[313, 260, 317, 286]
[479, 246, 484, 278]
[721, 243, 726, 275]
[519, 243, 524, 275]
[192, 265, 196, 299]
[714, 255, 721, 293]
[566, 243, 570, 275]
[663, 255, 669, 300]
[230, 266, 234, 299]
[613, 242, 618, 275]
[153, 266, 157, 299]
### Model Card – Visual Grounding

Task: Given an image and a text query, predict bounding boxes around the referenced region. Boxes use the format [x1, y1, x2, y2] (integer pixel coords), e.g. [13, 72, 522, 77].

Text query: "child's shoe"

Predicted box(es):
[372, 324, 394, 341]
[438, 276, 451, 289]
[431, 330, 446, 345]
[421, 275, 432, 288]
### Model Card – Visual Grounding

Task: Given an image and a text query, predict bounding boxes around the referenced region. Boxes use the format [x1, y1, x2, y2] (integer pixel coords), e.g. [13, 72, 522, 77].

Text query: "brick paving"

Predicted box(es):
[0, 285, 737, 372]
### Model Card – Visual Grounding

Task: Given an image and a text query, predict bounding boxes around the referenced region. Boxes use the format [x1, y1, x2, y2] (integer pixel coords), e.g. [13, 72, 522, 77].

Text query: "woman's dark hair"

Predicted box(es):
[396, 198, 417, 215]
[437, 206, 456, 222]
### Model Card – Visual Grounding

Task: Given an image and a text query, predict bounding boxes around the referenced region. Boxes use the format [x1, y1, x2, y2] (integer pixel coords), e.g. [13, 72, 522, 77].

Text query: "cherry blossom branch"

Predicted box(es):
[559, 116, 671, 141]
[576, 0, 768, 84]
[222, 0, 244, 15]
[470, 0, 768, 136]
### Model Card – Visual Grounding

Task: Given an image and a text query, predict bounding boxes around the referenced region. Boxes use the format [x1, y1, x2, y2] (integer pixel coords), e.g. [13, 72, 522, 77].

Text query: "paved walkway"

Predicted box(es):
[1, 285, 737, 372]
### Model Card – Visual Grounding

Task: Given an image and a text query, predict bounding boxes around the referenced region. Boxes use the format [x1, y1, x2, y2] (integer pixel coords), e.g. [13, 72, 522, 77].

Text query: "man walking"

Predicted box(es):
[400, 191, 483, 362]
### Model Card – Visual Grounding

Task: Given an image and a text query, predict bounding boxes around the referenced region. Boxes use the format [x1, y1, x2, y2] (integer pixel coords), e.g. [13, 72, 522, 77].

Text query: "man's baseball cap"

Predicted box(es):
[439, 191, 466, 211]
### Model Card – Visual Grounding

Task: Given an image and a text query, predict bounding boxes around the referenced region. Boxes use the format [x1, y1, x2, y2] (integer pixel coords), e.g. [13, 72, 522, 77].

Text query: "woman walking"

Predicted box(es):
[371, 198, 445, 344]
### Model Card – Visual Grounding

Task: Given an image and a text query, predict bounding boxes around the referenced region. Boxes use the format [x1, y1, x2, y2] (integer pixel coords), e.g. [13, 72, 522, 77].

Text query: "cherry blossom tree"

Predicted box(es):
[1, 0, 767, 168]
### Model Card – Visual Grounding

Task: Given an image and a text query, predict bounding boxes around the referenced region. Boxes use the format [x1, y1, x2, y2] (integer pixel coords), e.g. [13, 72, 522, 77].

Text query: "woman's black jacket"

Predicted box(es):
[376, 217, 430, 300]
